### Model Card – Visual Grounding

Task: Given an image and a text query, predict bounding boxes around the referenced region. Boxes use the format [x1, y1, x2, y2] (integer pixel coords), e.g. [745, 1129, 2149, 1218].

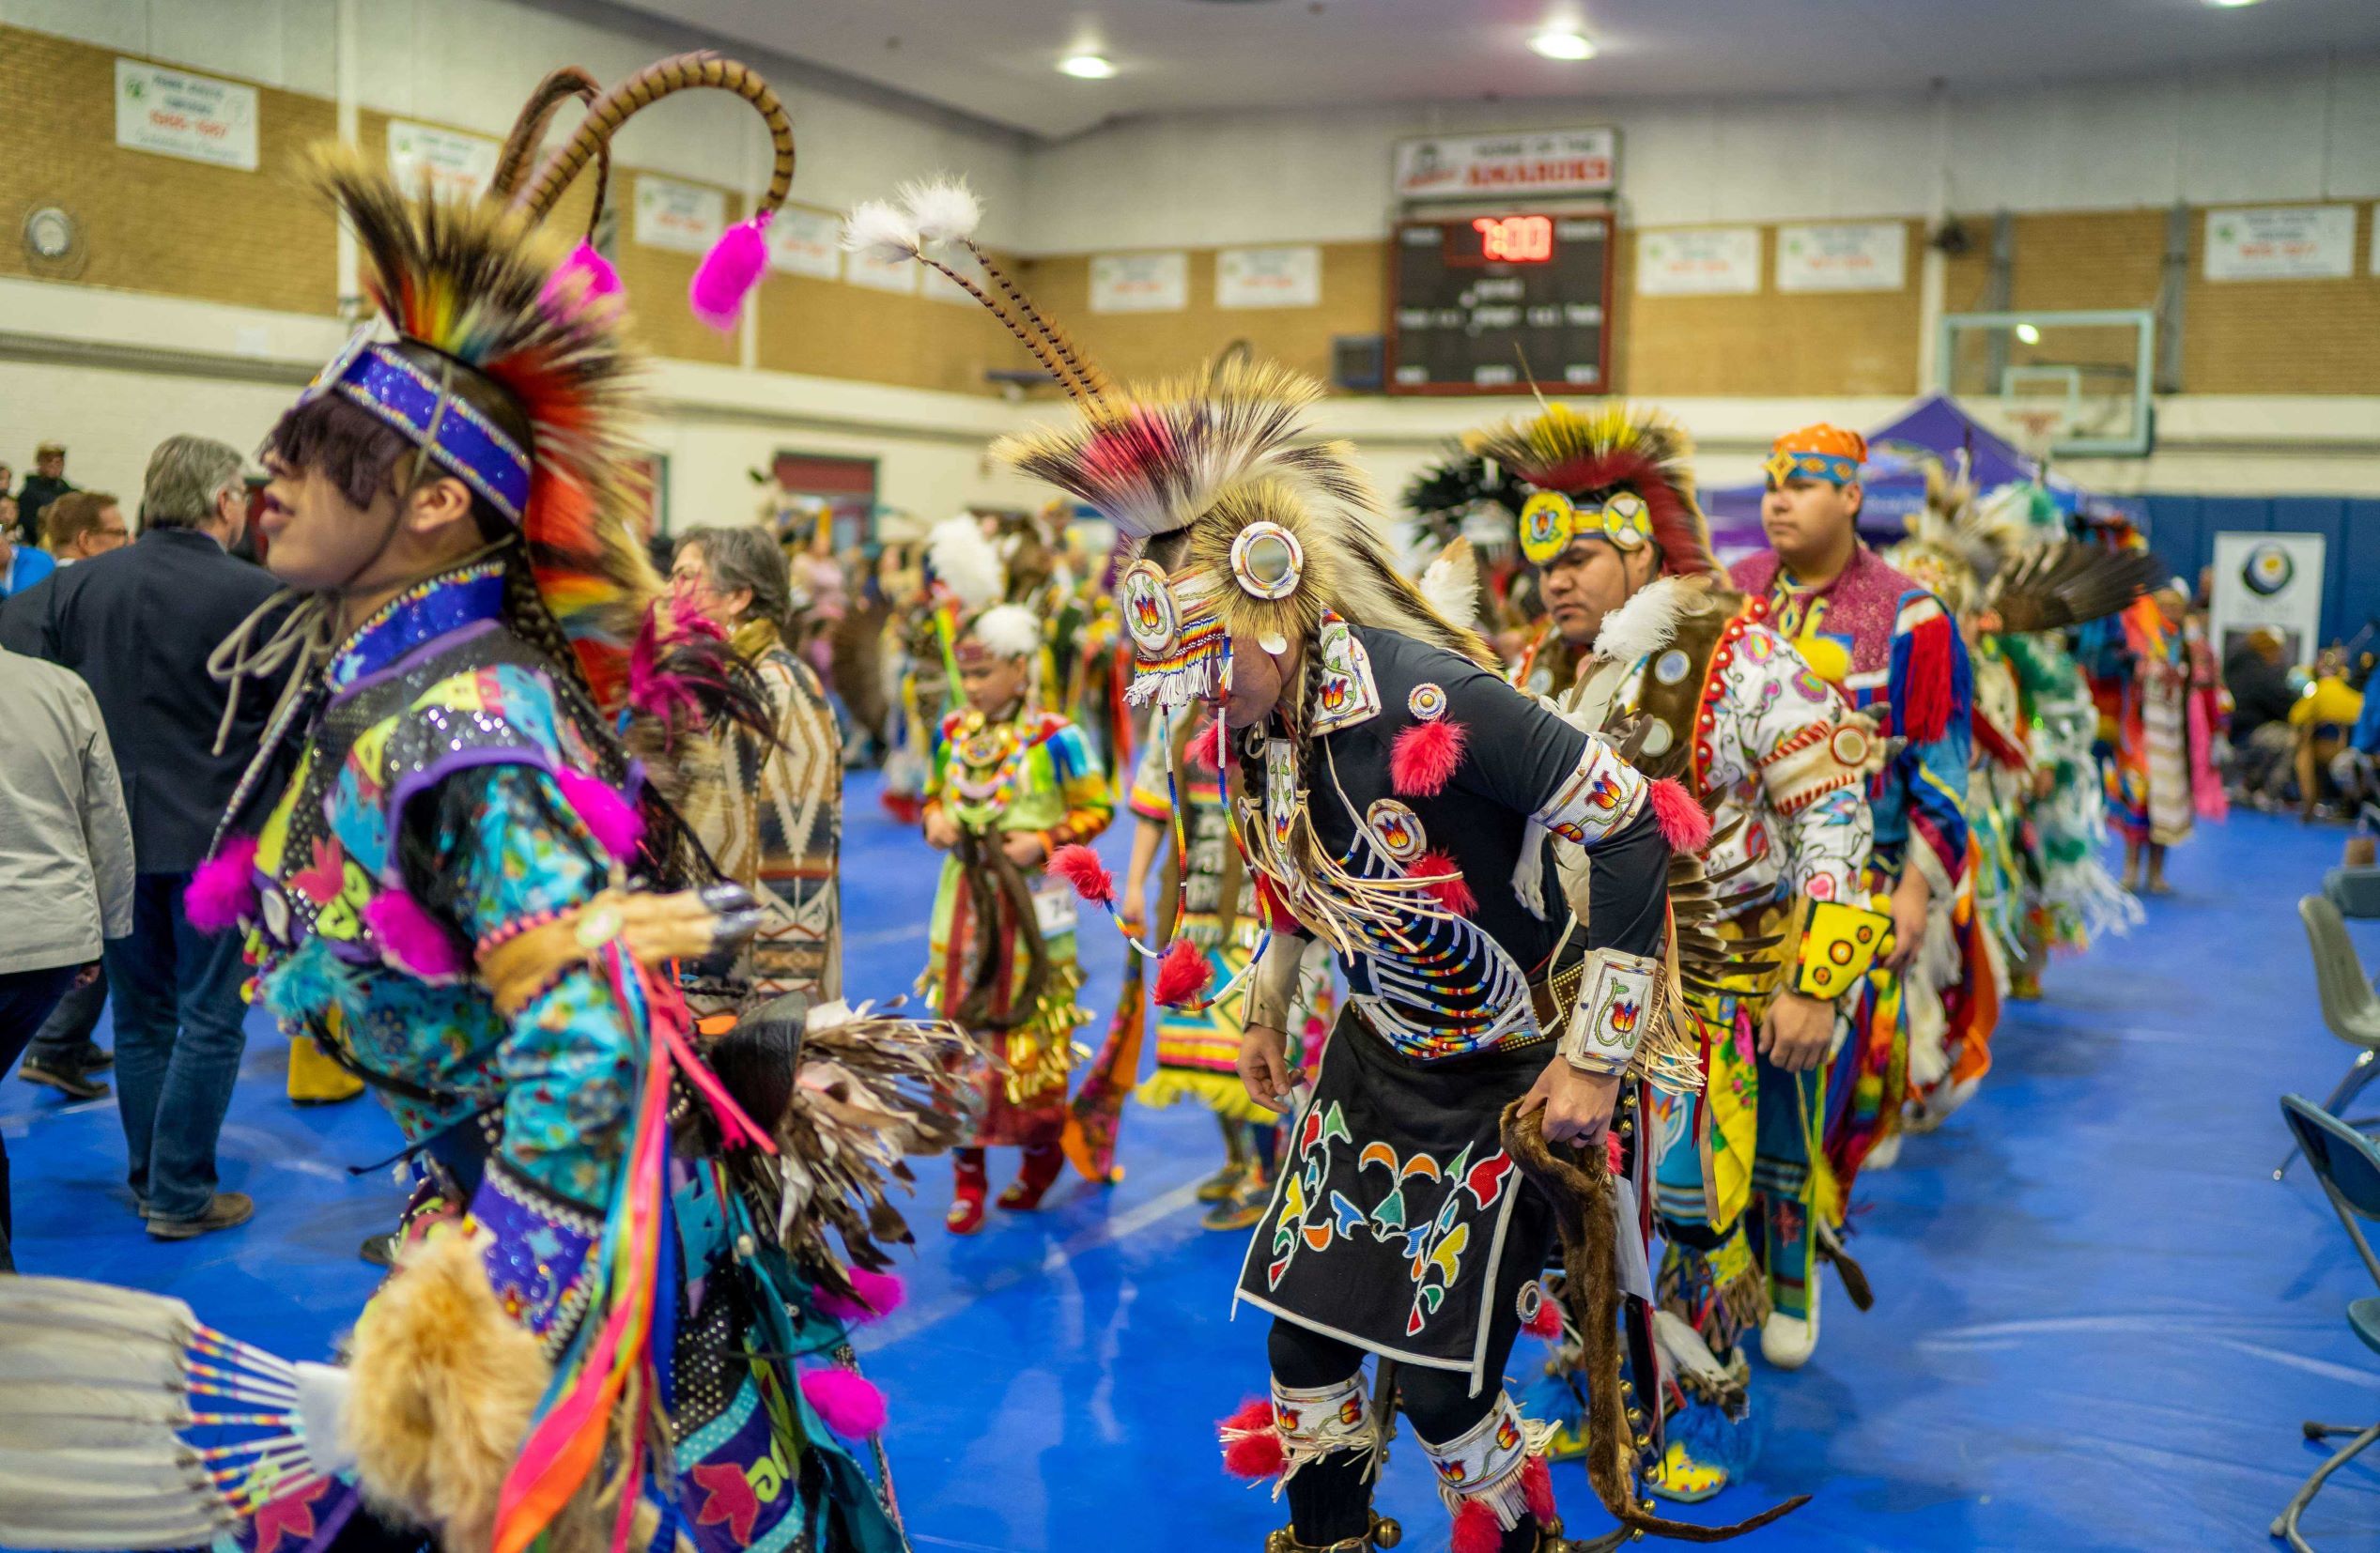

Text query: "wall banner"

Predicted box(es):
[1775, 222, 1906, 293]
[1217, 245, 1321, 309]
[633, 176, 727, 254]
[2203, 206, 2356, 282]
[387, 120, 500, 204]
[1090, 252, 1189, 313]
[1392, 128, 1616, 200]
[2209, 531, 2326, 666]
[766, 208, 842, 279]
[115, 59, 258, 171]
[1635, 227, 1761, 296]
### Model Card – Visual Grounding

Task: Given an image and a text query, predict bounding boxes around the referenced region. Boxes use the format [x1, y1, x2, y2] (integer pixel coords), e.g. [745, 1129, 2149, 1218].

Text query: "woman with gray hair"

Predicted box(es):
[661, 524, 844, 1000]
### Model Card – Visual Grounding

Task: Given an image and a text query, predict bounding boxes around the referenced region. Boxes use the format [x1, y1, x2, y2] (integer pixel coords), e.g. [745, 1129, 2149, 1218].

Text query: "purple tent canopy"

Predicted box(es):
[1703, 394, 2089, 559]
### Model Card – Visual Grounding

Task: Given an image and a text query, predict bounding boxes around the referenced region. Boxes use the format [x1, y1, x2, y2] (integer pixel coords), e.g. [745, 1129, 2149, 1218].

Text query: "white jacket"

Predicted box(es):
[0, 647, 133, 974]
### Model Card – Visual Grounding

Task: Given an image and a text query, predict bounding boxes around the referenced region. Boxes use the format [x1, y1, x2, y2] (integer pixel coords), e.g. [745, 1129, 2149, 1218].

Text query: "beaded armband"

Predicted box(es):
[1558, 947, 1660, 1076]
[1791, 898, 1894, 1000]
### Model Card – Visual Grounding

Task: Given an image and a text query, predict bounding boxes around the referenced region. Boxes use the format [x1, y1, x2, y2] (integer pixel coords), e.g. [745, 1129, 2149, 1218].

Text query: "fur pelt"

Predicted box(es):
[342, 1232, 580, 1550]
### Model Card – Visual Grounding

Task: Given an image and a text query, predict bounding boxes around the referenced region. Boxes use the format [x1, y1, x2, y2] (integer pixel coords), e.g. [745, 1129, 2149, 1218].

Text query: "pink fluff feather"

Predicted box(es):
[555, 767, 643, 863]
[362, 889, 467, 979]
[1413, 849, 1477, 916]
[1450, 1498, 1505, 1553]
[690, 214, 771, 331]
[542, 241, 622, 307]
[1186, 718, 1221, 774]
[814, 1268, 907, 1324]
[184, 836, 260, 933]
[1647, 776, 1712, 853]
[1046, 843, 1117, 907]
[801, 1367, 888, 1437]
[1153, 938, 1211, 1007]
[1521, 1454, 1557, 1521]
[1389, 716, 1466, 798]
[1522, 1291, 1563, 1340]
[1606, 1131, 1626, 1174]
[1218, 1399, 1285, 1480]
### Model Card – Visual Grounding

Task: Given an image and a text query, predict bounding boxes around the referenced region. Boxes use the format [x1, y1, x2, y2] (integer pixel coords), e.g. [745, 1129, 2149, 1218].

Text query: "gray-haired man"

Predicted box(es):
[0, 434, 284, 1238]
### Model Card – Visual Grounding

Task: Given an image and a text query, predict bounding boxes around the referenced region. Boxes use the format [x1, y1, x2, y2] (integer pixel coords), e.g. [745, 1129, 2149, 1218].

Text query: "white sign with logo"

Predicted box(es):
[387, 120, 501, 204]
[920, 244, 990, 305]
[1392, 128, 1616, 200]
[846, 248, 920, 294]
[1775, 222, 1907, 292]
[115, 59, 258, 171]
[633, 176, 727, 255]
[1090, 252, 1189, 314]
[1635, 227, 1761, 296]
[2204, 206, 2356, 282]
[1217, 245, 1321, 309]
[2210, 531, 2327, 665]
[765, 208, 842, 279]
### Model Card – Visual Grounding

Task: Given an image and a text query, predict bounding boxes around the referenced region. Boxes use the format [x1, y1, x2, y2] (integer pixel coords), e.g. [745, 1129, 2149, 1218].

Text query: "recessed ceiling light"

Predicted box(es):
[2015, 322, 2042, 345]
[1058, 52, 1116, 79]
[1528, 29, 1597, 61]
[2205, 0, 2263, 8]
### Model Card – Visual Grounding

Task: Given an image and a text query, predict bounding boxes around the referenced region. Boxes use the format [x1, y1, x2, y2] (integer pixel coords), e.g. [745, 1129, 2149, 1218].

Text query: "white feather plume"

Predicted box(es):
[839, 199, 922, 266]
[968, 603, 1043, 662]
[900, 177, 982, 244]
[1592, 574, 1690, 665]
[926, 515, 1007, 610]
[1416, 537, 1480, 626]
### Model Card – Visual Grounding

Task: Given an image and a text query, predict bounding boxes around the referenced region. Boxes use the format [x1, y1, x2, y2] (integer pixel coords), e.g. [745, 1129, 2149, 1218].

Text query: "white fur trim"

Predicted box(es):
[1591, 574, 1689, 665]
[899, 177, 982, 244]
[1416, 537, 1480, 627]
[969, 604, 1042, 661]
[927, 515, 1007, 610]
[839, 199, 921, 266]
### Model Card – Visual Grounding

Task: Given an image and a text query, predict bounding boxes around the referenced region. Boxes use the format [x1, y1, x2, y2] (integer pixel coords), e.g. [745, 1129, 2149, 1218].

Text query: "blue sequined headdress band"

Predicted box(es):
[300, 330, 533, 522]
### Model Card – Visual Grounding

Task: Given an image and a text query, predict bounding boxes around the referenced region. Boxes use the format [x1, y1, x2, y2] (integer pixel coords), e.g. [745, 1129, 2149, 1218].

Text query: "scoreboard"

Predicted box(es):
[1385, 211, 1614, 395]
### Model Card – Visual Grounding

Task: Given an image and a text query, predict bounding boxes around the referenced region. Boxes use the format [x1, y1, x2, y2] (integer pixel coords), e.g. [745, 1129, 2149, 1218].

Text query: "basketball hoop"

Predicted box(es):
[2007, 407, 2068, 465]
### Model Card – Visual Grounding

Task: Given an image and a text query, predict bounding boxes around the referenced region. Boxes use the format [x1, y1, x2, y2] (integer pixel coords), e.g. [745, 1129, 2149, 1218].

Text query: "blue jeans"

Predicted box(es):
[103, 872, 250, 1222]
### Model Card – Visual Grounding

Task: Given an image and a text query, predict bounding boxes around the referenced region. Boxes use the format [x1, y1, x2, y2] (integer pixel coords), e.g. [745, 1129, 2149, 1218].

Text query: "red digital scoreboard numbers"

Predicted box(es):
[1387, 211, 1613, 395]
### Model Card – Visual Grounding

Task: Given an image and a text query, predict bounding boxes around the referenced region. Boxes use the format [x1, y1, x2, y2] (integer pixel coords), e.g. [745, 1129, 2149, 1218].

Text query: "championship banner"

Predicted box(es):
[1392, 128, 1616, 201]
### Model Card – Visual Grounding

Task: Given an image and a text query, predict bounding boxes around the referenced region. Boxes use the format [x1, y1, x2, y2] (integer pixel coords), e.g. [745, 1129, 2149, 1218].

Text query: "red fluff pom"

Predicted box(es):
[1646, 776, 1712, 853]
[1187, 718, 1222, 774]
[556, 767, 644, 863]
[800, 1367, 887, 1437]
[183, 836, 260, 933]
[1900, 612, 1955, 744]
[1414, 850, 1477, 916]
[1523, 1290, 1563, 1340]
[362, 890, 466, 979]
[814, 1267, 907, 1324]
[690, 214, 771, 331]
[1218, 1399, 1286, 1480]
[1389, 716, 1467, 798]
[1605, 1131, 1625, 1175]
[1450, 1497, 1506, 1553]
[1153, 938, 1211, 1007]
[1521, 1454, 1557, 1521]
[1046, 843, 1117, 907]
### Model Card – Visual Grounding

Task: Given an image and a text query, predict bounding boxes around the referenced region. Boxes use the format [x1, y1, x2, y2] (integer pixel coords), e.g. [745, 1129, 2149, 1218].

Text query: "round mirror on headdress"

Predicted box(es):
[1229, 521, 1305, 601]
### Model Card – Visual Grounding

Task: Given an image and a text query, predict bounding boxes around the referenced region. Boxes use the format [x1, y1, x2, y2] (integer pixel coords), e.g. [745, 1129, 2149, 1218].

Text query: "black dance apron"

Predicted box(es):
[1235, 1003, 1554, 1395]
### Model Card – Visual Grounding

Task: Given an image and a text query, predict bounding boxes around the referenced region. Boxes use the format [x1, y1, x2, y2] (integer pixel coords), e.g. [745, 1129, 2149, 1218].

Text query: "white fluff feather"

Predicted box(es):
[900, 177, 982, 244]
[968, 604, 1043, 662]
[1416, 537, 1480, 627]
[1591, 574, 1689, 665]
[839, 199, 922, 266]
[926, 515, 1007, 610]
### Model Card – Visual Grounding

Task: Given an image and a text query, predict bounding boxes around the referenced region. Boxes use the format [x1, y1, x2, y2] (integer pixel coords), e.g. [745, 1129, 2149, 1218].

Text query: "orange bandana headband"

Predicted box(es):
[1763, 423, 1867, 487]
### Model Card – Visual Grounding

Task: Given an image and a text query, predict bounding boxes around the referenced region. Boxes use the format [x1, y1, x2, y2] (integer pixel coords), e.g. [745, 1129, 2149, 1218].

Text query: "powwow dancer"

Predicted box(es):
[1732, 423, 1972, 1367]
[916, 517, 1115, 1234]
[835, 177, 1801, 1552]
[0, 57, 975, 1553]
[1469, 401, 1882, 1502]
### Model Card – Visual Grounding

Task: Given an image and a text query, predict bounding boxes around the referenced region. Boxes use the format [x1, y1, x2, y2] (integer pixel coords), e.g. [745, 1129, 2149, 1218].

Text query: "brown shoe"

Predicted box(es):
[147, 1192, 255, 1240]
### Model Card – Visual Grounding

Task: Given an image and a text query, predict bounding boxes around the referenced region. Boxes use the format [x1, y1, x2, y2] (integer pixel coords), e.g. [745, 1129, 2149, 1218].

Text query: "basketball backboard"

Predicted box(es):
[1939, 309, 2155, 458]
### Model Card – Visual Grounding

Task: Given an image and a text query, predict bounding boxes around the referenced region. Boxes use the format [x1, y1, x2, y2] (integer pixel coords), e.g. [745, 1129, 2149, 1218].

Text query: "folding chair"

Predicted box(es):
[2275, 898, 2380, 1180]
[2272, 1095, 2380, 1551]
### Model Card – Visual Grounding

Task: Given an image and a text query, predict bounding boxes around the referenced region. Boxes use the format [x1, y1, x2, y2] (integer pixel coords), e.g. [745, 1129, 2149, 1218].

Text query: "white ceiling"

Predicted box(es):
[608, 0, 2380, 140]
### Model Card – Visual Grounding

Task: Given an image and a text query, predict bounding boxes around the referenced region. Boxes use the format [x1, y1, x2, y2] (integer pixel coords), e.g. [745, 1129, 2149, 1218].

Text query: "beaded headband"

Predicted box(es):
[301, 331, 533, 522]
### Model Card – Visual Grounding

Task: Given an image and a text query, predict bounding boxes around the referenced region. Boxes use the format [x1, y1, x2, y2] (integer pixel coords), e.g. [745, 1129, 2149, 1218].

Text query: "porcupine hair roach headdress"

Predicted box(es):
[1884, 455, 1995, 618]
[277, 53, 796, 714]
[1464, 400, 1720, 581]
[838, 180, 1492, 715]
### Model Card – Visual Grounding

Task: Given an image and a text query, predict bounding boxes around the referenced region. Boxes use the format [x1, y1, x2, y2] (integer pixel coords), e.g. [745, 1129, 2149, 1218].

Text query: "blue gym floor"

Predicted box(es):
[8, 782, 2380, 1553]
